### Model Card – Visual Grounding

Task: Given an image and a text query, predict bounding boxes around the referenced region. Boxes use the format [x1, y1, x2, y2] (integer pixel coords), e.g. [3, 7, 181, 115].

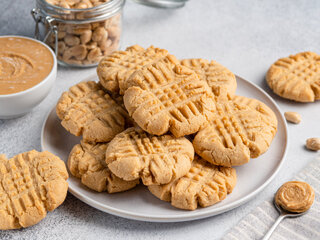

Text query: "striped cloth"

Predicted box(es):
[223, 159, 320, 240]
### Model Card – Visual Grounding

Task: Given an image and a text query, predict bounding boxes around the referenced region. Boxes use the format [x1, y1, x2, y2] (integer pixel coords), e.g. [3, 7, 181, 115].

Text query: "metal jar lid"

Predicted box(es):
[133, 0, 188, 8]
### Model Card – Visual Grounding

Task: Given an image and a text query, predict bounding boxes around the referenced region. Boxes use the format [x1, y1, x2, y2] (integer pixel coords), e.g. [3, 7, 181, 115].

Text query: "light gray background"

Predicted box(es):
[1, 0, 320, 239]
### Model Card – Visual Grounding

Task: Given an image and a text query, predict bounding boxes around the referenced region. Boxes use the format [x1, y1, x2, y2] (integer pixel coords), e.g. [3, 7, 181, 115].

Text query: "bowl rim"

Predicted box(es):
[0, 35, 57, 98]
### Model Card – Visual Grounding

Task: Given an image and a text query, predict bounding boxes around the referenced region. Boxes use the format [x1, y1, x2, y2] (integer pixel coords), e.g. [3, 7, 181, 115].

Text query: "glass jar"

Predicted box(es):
[32, 0, 125, 67]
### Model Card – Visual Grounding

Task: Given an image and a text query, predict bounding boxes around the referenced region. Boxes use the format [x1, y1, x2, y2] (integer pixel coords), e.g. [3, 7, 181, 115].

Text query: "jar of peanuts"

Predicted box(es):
[32, 0, 124, 67]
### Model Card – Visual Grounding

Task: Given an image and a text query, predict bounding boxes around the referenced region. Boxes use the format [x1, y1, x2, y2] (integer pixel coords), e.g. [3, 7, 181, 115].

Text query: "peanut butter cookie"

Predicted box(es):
[105, 127, 194, 186]
[148, 156, 236, 210]
[56, 81, 129, 142]
[232, 95, 278, 128]
[123, 61, 216, 137]
[97, 45, 178, 95]
[193, 96, 277, 167]
[0, 151, 68, 230]
[180, 58, 236, 98]
[68, 141, 139, 193]
[266, 52, 320, 102]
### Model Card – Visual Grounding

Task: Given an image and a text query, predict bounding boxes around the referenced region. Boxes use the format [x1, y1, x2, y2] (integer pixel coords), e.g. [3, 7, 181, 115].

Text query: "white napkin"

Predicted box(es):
[223, 159, 320, 240]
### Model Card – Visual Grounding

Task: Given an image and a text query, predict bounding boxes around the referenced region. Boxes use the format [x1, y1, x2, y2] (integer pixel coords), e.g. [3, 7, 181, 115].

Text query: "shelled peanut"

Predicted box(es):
[45, 0, 121, 66]
[46, 0, 110, 8]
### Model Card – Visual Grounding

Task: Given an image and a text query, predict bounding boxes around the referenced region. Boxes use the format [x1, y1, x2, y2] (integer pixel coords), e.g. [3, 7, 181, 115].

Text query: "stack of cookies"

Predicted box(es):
[56, 45, 278, 210]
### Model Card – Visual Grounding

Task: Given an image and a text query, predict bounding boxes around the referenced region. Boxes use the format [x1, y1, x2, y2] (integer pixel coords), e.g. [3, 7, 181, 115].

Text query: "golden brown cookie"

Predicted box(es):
[266, 52, 320, 102]
[105, 127, 194, 186]
[0, 150, 68, 230]
[232, 95, 278, 128]
[56, 81, 129, 142]
[193, 96, 277, 167]
[180, 58, 236, 98]
[97, 45, 178, 95]
[68, 141, 139, 193]
[123, 61, 216, 137]
[148, 156, 236, 210]
[107, 92, 136, 127]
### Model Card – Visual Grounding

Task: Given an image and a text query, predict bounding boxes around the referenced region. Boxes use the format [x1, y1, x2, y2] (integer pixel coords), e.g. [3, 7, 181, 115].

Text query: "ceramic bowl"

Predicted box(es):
[0, 36, 57, 119]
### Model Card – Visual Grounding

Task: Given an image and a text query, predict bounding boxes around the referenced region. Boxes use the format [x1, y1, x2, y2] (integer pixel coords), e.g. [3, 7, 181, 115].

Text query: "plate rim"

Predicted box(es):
[41, 75, 288, 222]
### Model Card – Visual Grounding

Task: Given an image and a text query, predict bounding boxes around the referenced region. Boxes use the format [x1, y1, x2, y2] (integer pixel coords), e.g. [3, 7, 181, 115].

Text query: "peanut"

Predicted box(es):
[82, 59, 92, 65]
[306, 138, 320, 151]
[58, 23, 68, 32]
[107, 25, 120, 40]
[64, 34, 80, 46]
[58, 31, 66, 39]
[74, 2, 90, 9]
[66, 0, 81, 6]
[58, 41, 66, 55]
[63, 45, 87, 61]
[103, 39, 118, 55]
[92, 27, 107, 42]
[66, 24, 91, 35]
[46, 0, 109, 8]
[46, 0, 59, 5]
[87, 47, 102, 62]
[86, 41, 97, 50]
[80, 30, 92, 44]
[91, 22, 100, 30]
[98, 39, 111, 51]
[64, 59, 83, 65]
[59, 1, 71, 8]
[284, 112, 301, 124]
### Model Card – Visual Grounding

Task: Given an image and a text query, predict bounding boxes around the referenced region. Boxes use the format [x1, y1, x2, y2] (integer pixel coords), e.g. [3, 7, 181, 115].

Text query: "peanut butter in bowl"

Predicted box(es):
[0, 36, 54, 95]
[0, 36, 57, 119]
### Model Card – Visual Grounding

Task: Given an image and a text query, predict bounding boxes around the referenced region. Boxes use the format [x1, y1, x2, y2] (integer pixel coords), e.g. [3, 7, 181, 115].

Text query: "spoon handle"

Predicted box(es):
[262, 214, 286, 240]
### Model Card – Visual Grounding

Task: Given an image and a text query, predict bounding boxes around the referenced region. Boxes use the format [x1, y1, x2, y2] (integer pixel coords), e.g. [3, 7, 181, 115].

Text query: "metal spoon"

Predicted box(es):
[262, 199, 309, 240]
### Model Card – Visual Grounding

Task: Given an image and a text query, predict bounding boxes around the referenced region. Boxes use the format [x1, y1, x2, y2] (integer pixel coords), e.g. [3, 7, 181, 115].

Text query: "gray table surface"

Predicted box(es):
[1, 0, 320, 239]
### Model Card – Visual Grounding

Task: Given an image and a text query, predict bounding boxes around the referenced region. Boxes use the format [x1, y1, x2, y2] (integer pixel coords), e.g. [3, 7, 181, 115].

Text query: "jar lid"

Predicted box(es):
[133, 0, 188, 8]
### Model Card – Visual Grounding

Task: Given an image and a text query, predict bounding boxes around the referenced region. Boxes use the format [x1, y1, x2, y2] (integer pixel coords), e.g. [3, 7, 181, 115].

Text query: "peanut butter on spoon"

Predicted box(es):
[275, 181, 315, 213]
[263, 181, 315, 240]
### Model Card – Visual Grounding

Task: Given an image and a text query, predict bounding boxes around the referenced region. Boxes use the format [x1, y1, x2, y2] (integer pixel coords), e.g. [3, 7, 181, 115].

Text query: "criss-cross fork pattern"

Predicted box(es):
[194, 98, 276, 167]
[59, 81, 127, 126]
[106, 128, 194, 185]
[274, 52, 320, 82]
[232, 95, 277, 142]
[180, 58, 236, 97]
[268, 52, 320, 102]
[71, 141, 109, 175]
[98, 45, 175, 94]
[68, 141, 138, 193]
[124, 61, 216, 137]
[213, 101, 263, 150]
[56, 81, 128, 141]
[0, 151, 68, 229]
[114, 129, 189, 163]
[148, 157, 236, 210]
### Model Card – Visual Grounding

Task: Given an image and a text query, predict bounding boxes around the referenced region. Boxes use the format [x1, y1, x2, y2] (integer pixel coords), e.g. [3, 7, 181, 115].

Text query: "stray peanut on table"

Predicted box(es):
[306, 138, 320, 151]
[284, 111, 301, 124]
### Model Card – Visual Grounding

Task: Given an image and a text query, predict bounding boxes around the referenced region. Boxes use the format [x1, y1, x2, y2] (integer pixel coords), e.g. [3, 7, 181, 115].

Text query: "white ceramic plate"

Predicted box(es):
[41, 76, 288, 222]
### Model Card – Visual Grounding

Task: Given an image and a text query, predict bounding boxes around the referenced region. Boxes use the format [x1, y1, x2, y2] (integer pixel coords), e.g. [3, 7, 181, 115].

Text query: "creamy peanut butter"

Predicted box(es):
[275, 181, 315, 213]
[0, 37, 54, 95]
